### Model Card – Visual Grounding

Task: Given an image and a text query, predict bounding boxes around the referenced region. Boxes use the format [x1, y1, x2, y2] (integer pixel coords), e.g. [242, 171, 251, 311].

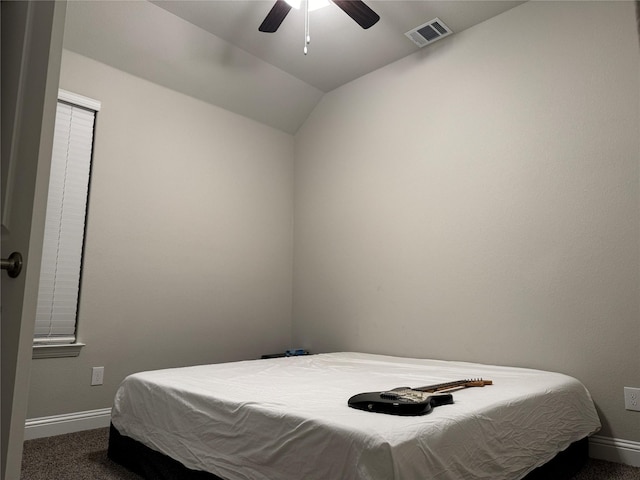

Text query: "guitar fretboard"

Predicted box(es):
[415, 378, 492, 393]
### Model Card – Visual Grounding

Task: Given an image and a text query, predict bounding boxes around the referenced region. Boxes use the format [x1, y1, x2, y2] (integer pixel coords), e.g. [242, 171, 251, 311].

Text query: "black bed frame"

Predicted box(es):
[108, 423, 589, 480]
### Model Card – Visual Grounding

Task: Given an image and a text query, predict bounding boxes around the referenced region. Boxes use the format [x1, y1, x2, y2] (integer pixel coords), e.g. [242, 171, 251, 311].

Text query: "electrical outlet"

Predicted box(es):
[91, 366, 104, 386]
[624, 387, 640, 411]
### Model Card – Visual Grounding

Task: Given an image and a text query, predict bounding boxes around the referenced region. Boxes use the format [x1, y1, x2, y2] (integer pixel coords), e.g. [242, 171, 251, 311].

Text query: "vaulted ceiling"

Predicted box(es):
[63, 1, 524, 133]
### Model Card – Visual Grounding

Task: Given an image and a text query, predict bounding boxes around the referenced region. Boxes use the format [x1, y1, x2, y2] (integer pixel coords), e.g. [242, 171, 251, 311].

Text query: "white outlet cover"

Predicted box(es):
[91, 366, 104, 386]
[624, 387, 640, 411]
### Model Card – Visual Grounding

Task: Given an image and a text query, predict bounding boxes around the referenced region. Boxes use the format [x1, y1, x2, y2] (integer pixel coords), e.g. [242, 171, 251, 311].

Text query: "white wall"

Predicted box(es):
[293, 1, 640, 442]
[27, 50, 294, 417]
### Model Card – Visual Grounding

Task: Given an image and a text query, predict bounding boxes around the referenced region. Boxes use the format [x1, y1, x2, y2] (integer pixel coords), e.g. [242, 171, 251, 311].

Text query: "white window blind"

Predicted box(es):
[34, 92, 99, 345]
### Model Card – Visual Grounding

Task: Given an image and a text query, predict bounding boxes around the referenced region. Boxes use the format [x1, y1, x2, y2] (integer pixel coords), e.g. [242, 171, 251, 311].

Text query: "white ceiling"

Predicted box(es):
[63, 1, 525, 133]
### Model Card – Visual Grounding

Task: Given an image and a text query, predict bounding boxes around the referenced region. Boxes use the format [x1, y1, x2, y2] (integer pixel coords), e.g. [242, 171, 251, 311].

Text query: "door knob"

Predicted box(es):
[1, 252, 23, 278]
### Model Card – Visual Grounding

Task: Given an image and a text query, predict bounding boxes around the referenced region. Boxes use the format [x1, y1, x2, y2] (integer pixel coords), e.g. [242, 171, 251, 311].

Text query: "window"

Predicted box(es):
[33, 90, 99, 358]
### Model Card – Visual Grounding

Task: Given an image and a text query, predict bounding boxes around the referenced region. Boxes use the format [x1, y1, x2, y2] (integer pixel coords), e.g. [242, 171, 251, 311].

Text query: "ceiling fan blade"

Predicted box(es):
[332, 0, 380, 29]
[259, 0, 293, 32]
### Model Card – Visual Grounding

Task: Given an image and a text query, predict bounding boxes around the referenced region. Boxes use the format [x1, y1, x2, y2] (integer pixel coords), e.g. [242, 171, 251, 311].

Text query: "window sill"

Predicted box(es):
[32, 343, 85, 359]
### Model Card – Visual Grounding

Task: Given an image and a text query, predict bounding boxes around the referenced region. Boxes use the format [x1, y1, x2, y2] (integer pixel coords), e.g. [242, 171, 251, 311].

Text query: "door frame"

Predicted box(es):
[1, 2, 66, 478]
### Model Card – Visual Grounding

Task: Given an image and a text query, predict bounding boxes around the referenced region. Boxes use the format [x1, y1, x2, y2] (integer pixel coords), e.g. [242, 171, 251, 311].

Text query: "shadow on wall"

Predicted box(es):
[637, 1, 640, 44]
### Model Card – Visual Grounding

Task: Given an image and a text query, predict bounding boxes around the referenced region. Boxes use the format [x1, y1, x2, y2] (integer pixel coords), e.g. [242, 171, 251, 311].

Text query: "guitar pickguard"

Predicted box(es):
[380, 389, 434, 403]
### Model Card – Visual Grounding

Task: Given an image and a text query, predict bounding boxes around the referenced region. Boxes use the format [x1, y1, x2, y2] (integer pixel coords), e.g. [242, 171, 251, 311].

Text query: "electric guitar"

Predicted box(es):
[347, 378, 492, 416]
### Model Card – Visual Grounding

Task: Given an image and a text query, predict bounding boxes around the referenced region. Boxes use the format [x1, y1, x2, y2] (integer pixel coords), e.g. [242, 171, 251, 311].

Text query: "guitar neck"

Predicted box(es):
[415, 379, 490, 393]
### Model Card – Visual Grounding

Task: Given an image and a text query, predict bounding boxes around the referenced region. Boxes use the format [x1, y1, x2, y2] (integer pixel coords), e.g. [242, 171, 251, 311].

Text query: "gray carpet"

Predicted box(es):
[21, 428, 640, 479]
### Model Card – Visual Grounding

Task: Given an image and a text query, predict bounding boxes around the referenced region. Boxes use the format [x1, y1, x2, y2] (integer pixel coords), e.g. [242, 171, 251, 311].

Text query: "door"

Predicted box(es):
[1, 2, 66, 479]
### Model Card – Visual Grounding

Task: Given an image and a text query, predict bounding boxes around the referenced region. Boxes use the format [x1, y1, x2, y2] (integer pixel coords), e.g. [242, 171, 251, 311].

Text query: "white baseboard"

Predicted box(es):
[23, 411, 640, 469]
[24, 408, 112, 440]
[589, 435, 640, 467]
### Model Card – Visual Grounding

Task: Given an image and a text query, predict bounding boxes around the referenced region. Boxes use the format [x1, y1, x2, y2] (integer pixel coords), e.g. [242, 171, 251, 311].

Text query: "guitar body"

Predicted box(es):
[348, 391, 453, 416]
[348, 379, 491, 416]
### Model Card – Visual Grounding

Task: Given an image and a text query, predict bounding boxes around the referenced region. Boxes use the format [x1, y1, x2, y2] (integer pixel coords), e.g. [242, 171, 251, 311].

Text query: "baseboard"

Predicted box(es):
[589, 435, 640, 467]
[24, 408, 112, 440]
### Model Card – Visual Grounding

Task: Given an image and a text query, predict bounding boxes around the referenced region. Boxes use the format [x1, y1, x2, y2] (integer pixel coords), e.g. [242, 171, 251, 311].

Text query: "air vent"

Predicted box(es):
[405, 18, 452, 48]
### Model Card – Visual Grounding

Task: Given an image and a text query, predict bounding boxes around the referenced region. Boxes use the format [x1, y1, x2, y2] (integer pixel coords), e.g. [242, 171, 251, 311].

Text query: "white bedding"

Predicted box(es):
[111, 352, 600, 480]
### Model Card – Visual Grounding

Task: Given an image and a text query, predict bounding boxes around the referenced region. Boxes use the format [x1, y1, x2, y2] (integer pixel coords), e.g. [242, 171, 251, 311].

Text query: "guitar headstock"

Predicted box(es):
[465, 378, 492, 387]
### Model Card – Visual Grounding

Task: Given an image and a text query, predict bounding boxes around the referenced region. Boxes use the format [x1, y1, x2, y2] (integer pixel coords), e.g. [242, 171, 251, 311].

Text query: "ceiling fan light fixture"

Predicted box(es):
[284, 0, 330, 12]
[259, 0, 379, 34]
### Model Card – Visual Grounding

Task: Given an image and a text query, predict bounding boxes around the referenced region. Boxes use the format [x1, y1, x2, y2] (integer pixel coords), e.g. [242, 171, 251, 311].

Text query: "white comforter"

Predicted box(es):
[111, 352, 600, 480]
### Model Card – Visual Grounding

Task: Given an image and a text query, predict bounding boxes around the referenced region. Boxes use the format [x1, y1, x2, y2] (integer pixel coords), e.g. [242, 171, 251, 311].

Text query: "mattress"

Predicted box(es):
[110, 352, 601, 480]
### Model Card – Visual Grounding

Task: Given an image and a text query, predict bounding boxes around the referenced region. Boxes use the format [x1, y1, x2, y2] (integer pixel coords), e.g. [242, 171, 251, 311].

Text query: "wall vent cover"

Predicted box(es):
[405, 18, 452, 47]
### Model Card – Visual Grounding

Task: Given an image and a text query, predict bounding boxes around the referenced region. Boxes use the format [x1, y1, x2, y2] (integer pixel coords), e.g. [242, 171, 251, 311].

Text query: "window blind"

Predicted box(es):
[34, 95, 98, 344]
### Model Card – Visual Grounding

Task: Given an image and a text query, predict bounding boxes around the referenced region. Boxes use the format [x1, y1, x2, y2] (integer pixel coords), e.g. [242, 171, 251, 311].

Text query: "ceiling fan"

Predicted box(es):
[259, 0, 380, 33]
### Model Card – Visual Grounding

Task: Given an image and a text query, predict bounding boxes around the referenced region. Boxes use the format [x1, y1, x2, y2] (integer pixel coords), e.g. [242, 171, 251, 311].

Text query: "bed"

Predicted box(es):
[108, 352, 600, 480]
